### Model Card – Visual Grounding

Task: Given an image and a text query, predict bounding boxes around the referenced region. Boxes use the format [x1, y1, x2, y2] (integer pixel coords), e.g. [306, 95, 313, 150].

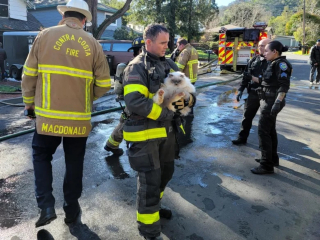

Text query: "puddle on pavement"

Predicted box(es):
[104, 155, 132, 179]
[0, 175, 23, 229]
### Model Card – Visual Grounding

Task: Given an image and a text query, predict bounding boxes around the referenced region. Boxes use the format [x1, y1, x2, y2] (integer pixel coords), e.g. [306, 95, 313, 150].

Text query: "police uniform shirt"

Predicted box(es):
[262, 56, 292, 93]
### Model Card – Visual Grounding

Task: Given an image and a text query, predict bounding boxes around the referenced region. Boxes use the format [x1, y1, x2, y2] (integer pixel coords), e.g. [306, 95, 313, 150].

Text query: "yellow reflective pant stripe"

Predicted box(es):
[137, 211, 160, 225]
[35, 106, 91, 120]
[108, 136, 120, 147]
[123, 128, 167, 142]
[147, 103, 162, 120]
[23, 96, 35, 104]
[179, 124, 186, 134]
[95, 79, 111, 87]
[160, 191, 164, 199]
[38, 64, 93, 79]
[42, 73, 51, 109]
[124, 84, 149, 98]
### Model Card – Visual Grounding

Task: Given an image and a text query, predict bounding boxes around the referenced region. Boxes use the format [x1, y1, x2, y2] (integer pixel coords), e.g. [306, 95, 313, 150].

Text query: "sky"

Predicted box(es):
[215, 0, 235, 7]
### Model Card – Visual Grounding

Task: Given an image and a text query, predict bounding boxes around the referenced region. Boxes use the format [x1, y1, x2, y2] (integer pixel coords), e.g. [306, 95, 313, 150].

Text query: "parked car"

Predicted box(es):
[98, 40, 133, 75]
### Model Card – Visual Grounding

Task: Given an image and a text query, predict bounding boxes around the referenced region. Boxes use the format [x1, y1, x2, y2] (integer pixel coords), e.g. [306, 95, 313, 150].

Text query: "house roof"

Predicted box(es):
[0, 12, 43, 31]
[31, 0, 121, 14]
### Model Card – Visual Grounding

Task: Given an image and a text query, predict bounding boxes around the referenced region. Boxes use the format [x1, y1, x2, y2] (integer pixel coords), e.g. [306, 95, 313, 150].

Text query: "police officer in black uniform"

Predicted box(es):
[250, 41, 292, 174]
[232, 39, 271, 145]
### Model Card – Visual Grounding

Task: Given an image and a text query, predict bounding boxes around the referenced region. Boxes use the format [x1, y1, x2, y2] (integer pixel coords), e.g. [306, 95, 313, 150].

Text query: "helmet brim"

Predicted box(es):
[57, 5, 92, 22]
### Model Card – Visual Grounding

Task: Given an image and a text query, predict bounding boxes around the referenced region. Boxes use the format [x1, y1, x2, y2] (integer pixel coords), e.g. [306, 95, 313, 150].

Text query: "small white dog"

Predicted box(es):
[153, 72, 196, 116]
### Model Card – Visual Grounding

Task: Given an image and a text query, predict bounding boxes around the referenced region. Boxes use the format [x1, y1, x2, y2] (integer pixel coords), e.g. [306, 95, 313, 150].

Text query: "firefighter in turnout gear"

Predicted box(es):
[250, 41, 292, 174]
[104, 37, 145, 155]
[175, 38, 199, 84]
[232, 38, 271, 145]
[123, 24, 195, 240]
[22, 0, 111, 227]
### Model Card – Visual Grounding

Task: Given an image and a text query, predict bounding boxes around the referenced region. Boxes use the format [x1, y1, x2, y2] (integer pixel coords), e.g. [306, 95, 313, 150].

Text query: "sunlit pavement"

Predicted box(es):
[1, 53, 320, 240]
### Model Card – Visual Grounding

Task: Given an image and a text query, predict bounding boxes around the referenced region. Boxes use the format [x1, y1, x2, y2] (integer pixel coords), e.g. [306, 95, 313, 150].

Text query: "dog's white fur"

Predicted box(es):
[153, 72, 196, 116]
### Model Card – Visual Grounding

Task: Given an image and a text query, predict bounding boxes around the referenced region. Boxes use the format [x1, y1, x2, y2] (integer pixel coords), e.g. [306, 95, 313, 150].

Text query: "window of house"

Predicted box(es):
[106, 15, 117, 25]
[0, 0, 8, 18]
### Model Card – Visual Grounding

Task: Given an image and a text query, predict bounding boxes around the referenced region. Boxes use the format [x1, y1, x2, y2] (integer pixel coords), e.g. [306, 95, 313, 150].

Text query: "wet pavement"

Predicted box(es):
[1, 53, 320, 240]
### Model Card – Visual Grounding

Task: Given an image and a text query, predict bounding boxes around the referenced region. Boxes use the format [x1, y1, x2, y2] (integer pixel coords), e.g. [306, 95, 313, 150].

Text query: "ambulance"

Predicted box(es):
[218, 22, 270, 72]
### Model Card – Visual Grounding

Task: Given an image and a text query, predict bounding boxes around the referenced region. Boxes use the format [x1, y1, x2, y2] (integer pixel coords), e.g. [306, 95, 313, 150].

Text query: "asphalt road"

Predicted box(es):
[0, 53, 320, 240]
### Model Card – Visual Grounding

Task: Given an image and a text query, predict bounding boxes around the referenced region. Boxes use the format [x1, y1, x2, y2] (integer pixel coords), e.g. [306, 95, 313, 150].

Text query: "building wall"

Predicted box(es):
[9, 0, 27, 21]
[31, 8, 122, 30]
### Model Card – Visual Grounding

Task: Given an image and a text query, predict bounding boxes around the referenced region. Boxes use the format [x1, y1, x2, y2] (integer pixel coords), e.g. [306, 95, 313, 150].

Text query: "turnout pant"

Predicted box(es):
[127, 123, 176, 238]
[106, 114, 125, 149]
[258, 97, 285, 170]
[238, 91, 260, 140]
[32, 130, 87, 209]
[310, 64, 320, 83]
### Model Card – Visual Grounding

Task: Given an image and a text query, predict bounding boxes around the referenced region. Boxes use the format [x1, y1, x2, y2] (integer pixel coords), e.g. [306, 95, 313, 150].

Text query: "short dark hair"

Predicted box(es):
[64, 11, 86, 21]
[143, 24, 168, 42]
[267, 41, 289, 56]
[177, 38, 187, 45]
[317, 39, 320, 43]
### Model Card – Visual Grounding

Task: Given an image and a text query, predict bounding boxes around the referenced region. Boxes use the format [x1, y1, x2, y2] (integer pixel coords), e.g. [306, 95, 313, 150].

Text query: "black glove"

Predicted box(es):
[236, 91, 243, 102]
[271, 100, 281, 116]
[243, 72, 252, 81]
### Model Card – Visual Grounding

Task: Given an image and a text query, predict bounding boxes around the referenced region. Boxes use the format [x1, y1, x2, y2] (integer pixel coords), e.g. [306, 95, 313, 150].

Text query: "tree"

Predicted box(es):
[221, 2, 271, 28]
[94, 0, 133, 39]
[85, 0, 133, 39]
[268, 6, 294, 36]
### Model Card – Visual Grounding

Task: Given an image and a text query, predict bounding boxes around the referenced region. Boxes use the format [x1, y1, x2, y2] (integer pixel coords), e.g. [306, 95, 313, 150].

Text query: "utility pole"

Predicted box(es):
[302, 0, 306, 54]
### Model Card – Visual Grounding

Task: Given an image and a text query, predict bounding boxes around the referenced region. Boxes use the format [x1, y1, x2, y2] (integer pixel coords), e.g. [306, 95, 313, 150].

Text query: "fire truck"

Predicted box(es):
[218, 22, 270, 72]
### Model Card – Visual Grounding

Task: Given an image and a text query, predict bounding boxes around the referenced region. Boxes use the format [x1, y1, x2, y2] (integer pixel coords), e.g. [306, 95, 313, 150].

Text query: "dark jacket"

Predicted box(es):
[0, 47, 7, 61]
[309, 45, 320, 65]
[123, 47, 179, 142]
[239, 55, 268, 92]
[261, 56, 292, 93]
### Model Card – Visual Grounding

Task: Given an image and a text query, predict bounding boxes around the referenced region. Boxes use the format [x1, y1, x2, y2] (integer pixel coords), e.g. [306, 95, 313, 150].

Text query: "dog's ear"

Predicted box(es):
[180, 74, 184, 78]
[168, 73, 173, 78]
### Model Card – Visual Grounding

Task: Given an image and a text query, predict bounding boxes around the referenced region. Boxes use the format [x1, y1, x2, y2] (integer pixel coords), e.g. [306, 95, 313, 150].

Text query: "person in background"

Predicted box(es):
[309, 39, 320, 85]
[232, 38, 271, 145]
[250, 41, 292, 174]
[104, 37, 145, 155]
[22, 0, 111, 227]
[175, 38, 198, 84]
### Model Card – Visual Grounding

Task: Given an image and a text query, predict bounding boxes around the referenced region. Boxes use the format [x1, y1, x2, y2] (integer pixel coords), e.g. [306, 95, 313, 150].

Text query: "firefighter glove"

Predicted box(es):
[172, 98, 185, 111]
[271, 100, 281, 116]
[236, 91, 243, 102]
[187, 93, 196, 107]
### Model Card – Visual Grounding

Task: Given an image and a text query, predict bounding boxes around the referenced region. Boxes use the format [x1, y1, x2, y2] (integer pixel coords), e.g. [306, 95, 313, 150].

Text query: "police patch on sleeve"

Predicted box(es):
[280, 72, 287, 78]
[279, 62, 288, 71]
